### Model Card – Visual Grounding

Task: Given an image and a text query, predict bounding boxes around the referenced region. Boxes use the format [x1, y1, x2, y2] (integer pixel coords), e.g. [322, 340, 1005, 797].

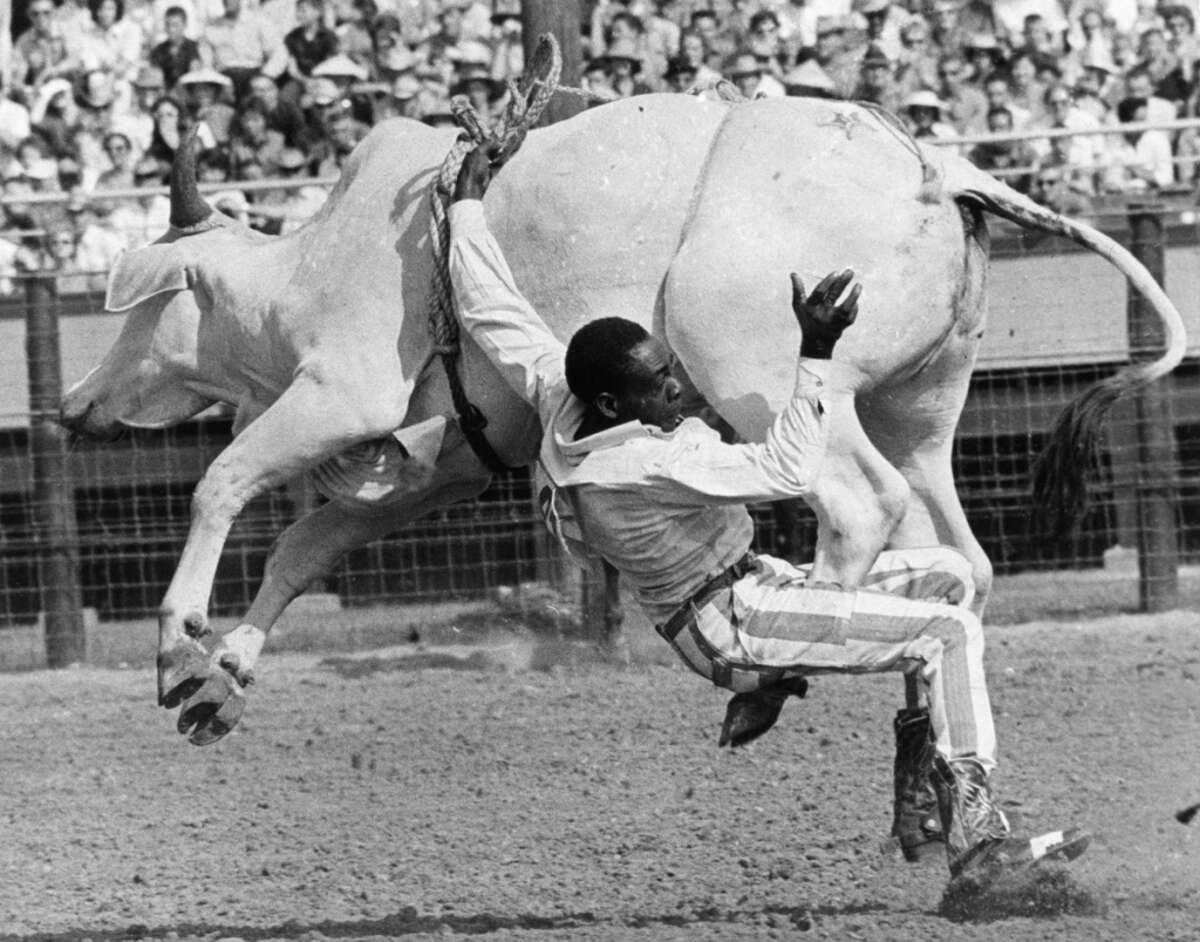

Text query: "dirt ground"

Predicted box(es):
[1, 609, 1198, 942]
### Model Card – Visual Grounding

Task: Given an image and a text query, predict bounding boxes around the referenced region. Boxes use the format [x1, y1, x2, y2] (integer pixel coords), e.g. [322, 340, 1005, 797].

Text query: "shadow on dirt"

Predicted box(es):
[938, 863, 1105, 923]
[0, 901, 892, 941]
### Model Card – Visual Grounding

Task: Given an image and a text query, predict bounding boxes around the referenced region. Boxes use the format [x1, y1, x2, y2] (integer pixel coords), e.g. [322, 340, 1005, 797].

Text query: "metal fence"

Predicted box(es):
[0, 180, 1197, 640]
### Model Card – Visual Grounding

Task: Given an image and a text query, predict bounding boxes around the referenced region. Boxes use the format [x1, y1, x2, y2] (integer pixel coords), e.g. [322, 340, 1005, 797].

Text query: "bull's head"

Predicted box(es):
[61, 132, 275, 440]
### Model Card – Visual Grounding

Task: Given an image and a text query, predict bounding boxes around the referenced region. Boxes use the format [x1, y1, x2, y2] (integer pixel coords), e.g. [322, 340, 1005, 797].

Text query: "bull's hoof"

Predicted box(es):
[175, 671, 246, 746]
[157, 640, 212, 709]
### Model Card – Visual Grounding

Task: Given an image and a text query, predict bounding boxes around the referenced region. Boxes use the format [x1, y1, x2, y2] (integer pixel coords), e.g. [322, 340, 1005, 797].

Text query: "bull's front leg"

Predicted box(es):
[158, 376, 408, 742]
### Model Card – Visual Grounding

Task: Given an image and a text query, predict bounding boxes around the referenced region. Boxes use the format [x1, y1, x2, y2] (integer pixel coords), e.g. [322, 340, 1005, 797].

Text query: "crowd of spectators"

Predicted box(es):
[3, 0, 1200, 293]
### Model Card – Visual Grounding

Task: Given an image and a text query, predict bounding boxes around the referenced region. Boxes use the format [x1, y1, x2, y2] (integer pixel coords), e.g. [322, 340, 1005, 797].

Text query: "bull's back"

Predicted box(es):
[664, 97, 981, 439]
[485, 95, 728, 338]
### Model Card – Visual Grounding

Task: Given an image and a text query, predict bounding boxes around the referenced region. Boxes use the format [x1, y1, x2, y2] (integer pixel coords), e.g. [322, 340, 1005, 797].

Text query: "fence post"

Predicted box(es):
[1125, 203, 1179, 612]
[25, 273, 85, 665]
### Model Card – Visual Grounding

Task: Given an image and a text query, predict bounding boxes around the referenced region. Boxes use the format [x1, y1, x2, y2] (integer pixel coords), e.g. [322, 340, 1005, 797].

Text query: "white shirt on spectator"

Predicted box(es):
[0, 238, 21, 298]
[109, 195, 172, 250]
[1104, 129, 1175, 191]
[992, 0, 1068, 43]
[0, 99, 33, 152]
[71, 18, 146, 80]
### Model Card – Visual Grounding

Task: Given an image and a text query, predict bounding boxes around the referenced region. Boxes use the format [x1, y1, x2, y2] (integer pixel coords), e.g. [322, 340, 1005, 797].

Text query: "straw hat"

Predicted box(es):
[179, 67, 233, 88]
[312, 54, 369, 81]
[904, 89, 946, 113]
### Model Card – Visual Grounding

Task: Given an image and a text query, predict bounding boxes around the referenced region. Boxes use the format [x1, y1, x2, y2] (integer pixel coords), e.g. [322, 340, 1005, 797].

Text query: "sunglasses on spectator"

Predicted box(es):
[52, 236, 76, 246]
[31, 7, 54, 16]
[1048, 97, 1070, 106]
[106, 141, 130, 152]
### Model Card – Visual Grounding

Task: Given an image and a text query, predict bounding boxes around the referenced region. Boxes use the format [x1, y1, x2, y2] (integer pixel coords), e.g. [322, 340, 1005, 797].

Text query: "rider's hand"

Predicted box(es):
[790, 269, 861, 360]
[453, 146, 495, 202]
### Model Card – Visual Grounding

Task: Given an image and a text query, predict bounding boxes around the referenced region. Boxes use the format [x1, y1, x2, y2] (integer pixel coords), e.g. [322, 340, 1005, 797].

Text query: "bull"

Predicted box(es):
[60, 95, 1185, 745]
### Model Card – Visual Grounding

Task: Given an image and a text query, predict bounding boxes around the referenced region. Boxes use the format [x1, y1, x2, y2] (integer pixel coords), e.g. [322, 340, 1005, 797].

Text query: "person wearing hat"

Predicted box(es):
[283, 0, 339, 99]
[451, 62, 508, 124]
[903, 88, 955, 139]
[203, 0, 288, 102]
[273, 146, 328, 235]
[149, 6, 201, 92]
[663, 55, 699, 94]
[179, 68, 238, 144]
[598, 37, 654, 98]
[369, 73, 423, 121]
[13, 1, 80, 106]
[963, 32, 1008, 84]
[782, 58, 837, 98]
[853, 0, 909, 64]
[814, 15, 861, 100]
[853, 42, 904, 114]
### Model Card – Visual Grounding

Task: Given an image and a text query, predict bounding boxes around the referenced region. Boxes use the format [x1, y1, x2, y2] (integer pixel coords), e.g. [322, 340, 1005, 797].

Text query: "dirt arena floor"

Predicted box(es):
[2, 607, 1198, 942]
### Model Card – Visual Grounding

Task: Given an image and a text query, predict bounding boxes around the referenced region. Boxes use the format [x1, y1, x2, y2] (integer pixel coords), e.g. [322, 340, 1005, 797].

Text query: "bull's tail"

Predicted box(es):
[948, 162, 1187, 536]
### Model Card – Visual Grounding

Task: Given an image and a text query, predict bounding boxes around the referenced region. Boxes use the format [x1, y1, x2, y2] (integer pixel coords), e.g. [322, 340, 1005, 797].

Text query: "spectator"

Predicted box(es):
[312, 108, 368, 176]
[149, 5, 202, 92]
[1124, 65, 1178, 123]
[776, 0, 819, 61]
[744, 9, 789, 91]
[30, 79, 83, 163]
[983, 70, 1032, 129]
[1103, 94, 1175, 191]
[248, 72, 308, 148]
[1029, 160, 1093, 214]
[203, 0, 288, 102]
[450, 62, 507, 124]
[1175, 90, 1200, 185]
[178, 68, 237, 145]
[1162, 5, 1200, 67]
[334, 0, 380, 71]
[782, 59, 839, 99]
[490, 2, 525, 83]
[854, 0, 909, 64]
[34, 219, 93, 296]
[964, 32, 1007, 85]
[143, 93, 188, 174]
[1008, 51, 1048, 123]
[71, 0, 145, 83]
[690, 8, 737, 64]
[902, 89, 956, 139]
[1033, 80, 1108, 187]
[1017, 12, 1062, 58]
[373, 73, 422, 120]
[727, 53, 766, 99]
[813, 16, 860, 100]
[230, 99, 287, 176]
[110, 65, 166, 159]
[13, 0, 80, 98]
[1138, 26, 1190, 105]
[938, 53, 989, 133]
[311, 54, 372, 121]
[109, 156, 171, 247]
[677, 28, 722, 86]
[894, 16, 939, 99]
[853, 42, 903, 114]
[426, 0, 475, 67]
[66, 189, 125, 292]
[929, 0, 971, 59]
[970, 106, 1039, 192]
[663, 55, 699, 93]
[581, 56, 617, 102]
[74, 69, 119, 185]
[1063, 5, 1109, 83]
[96, 130, 137, 188]
[597, 39, 654, 98]
[992, 0, 1067, 49]
[0, 82, 34, 153]
[6, 137, 61, 190]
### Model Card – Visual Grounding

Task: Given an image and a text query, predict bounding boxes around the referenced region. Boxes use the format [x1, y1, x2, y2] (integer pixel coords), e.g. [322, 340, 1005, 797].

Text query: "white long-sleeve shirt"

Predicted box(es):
[448, 200, 844, 622]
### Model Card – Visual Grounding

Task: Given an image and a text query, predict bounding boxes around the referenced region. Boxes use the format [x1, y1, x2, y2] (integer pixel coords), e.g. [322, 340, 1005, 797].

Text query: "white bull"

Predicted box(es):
[60, 95, 1185, 745]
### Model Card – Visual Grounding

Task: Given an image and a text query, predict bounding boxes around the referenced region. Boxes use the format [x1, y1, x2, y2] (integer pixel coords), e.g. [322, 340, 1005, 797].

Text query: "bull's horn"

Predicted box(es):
[169, 125, 213, 230]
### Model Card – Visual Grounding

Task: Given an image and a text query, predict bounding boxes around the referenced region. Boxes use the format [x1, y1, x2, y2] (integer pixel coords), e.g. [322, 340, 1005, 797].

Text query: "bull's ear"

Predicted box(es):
[105, 243, 190, 312]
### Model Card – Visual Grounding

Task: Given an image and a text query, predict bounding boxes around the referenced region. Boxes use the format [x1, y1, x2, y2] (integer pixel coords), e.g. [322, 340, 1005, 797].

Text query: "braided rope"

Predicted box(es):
[425, 34, 562, 471]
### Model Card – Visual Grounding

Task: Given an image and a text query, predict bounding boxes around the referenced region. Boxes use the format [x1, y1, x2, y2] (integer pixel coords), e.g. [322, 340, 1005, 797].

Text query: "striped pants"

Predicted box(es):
[659, 547, 996, 770]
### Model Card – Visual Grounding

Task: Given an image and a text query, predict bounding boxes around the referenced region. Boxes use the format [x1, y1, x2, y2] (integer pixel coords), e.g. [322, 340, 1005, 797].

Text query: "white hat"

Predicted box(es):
[312, 54, 369, 81]
[31, 78, 75, 124]
[904, 89, 946, 113]
[783, 59, 836, 92]
[179, 67, 234, 88]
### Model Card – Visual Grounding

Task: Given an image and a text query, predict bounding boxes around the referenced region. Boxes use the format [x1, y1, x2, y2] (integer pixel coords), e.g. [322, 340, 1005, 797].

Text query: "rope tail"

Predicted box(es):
[425, 34, 563, 474]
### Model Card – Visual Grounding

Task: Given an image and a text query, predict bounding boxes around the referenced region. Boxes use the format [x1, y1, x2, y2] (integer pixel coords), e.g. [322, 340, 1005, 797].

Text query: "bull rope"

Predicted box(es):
[425, 35, 563, 474]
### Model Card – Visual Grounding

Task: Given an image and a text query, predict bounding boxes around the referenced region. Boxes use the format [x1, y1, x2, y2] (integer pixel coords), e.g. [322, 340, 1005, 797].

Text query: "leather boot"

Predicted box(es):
[932, 755, 1090, 883]
[891, 707, 943, 861]
[718, 676, 809, 748]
